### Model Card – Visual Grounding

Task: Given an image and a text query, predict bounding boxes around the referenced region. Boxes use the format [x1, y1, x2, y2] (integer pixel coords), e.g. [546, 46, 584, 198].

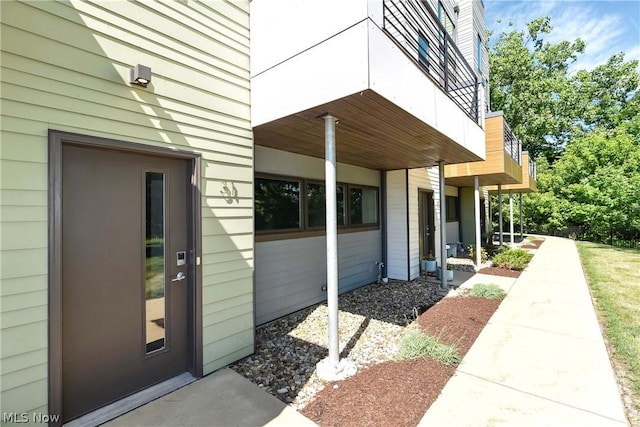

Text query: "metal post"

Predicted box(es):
[324, 115, 339, 367]
[498, 184, 503, 246]
[509, 190, 514, 246]
[520, 193, 524, 239]
[439, 161, 447, 291]
[474, 176, 481, 266]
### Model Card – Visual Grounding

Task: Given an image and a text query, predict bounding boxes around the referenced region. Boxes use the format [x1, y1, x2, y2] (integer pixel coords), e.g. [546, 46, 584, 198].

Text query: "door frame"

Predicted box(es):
[418, 189, 436, 261]
[48, 131, 203, 423]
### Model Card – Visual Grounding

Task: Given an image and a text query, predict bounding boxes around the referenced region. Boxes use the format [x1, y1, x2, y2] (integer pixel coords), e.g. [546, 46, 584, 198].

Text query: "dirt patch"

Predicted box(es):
[301, 296, 501, 427]
[478, 266, 522, 278]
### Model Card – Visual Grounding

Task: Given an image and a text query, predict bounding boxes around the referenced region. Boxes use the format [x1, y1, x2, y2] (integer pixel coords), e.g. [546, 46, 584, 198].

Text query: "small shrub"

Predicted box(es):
[468, 244, 488, 263]
[397, 330, 460, 366]
[492, 248, 533, 271]
[470, 284, 506, 300]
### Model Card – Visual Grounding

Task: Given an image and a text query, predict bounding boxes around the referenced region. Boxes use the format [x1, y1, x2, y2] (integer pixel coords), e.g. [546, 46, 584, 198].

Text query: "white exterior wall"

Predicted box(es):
[1, 0, 252, 415]
[255, 147, 381, 324]
[386, 168, 455, 281]
[386, 170, 409, 280]
[251, 0, 485, 159]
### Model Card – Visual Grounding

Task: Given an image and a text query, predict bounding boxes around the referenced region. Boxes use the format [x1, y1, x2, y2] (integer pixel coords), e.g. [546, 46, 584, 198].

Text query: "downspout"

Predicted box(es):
[380, 170, 388, 281]
[520, 193, 524, 239]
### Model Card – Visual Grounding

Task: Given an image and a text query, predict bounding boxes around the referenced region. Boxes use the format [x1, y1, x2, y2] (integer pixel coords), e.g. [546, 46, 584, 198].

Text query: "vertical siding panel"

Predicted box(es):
[0, 0, 252, 415]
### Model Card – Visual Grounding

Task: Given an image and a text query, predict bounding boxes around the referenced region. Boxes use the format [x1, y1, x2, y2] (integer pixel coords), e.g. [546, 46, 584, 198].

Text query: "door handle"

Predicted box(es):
[172, 271, 186, 282]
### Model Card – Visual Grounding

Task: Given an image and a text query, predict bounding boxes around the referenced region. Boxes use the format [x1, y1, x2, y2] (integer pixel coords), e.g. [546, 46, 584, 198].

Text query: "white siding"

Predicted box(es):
[1, 0, 252, 414]
[386, 170, 409, 280]
[255, 148, 381, 324]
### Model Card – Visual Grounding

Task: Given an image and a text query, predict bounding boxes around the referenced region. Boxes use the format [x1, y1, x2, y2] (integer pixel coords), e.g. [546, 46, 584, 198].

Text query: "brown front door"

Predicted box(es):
[61, 144, 191, 421]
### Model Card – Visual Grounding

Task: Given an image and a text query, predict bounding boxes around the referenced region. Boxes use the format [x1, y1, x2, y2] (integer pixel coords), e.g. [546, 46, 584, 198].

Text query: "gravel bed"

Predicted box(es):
[229, 278, 445, 410]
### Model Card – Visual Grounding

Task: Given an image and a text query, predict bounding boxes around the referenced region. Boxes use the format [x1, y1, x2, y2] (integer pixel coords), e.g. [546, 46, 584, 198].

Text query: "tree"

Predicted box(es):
[489, 17, 639, 164]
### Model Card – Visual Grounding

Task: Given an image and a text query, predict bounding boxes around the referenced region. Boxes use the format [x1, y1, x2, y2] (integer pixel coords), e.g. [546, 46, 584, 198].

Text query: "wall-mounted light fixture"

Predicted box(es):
[130, 64, 151, 87]
[453, 4, 460, 14]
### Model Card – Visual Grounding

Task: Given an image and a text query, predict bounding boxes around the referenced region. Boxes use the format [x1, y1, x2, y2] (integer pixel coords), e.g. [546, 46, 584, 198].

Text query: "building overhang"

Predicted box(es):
[254, 89, 483, 171]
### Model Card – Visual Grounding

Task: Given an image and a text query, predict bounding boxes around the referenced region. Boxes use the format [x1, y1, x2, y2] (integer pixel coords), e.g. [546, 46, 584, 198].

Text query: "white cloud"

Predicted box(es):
[485, 0, 640, 72]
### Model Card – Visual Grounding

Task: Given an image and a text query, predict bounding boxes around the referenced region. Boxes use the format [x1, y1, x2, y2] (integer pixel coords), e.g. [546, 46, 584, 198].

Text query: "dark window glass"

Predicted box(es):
[418, 33, 429, 68]
[307, 183, 346, 228]
[350, 187, 378, 226]
[446, 195, 459, 221]
[255, 177, 301, 231]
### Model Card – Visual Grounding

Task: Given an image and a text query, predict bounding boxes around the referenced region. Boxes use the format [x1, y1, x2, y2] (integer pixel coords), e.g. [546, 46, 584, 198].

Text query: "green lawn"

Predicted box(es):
[577, 241, 640, 405]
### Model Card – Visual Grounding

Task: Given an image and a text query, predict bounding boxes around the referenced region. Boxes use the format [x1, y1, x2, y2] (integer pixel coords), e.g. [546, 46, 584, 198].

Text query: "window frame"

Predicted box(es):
[254, 174, 303, 234]
[305, 180, 348, 230]
[445, 195, 460, 222]
[348, 184, 380, 227]
[255, 174, 380, 240]
[477, 34, 482, 72]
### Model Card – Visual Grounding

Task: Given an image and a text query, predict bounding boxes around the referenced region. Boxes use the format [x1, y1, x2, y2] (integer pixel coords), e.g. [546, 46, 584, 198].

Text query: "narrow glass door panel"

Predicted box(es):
[145, 172, 166, 353]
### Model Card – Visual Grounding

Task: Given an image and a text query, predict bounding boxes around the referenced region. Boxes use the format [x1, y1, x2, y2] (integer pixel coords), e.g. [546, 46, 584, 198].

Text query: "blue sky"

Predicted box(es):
[484, 0, 640, 72]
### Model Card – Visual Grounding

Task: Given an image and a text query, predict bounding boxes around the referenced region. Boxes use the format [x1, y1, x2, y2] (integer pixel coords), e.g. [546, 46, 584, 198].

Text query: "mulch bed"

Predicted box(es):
[477, 266, 522, 278]
[521, 238, 545, 250]
[301, 296, 502, 427]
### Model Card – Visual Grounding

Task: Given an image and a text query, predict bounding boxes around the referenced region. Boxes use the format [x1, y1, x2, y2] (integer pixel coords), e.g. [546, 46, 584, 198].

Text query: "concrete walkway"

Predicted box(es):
[103, 368, 315, 427]
[419, 236, 629, 426]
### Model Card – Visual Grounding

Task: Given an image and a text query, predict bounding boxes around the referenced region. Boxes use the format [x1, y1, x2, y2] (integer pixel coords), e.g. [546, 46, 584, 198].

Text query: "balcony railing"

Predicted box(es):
[503, 120, 521, 165]
[528, 157, 537, 179]
[383, 0, 479, 123]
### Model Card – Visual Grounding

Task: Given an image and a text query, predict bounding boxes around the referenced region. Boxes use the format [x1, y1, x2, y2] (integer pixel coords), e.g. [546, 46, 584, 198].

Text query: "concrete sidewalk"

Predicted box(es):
[419, 236, 629, 426]
[103, 368, 316, 427]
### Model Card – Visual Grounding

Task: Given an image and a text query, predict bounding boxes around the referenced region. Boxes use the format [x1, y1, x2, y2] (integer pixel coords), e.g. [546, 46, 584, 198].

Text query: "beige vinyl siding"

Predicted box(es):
[1, 0, 252, 416]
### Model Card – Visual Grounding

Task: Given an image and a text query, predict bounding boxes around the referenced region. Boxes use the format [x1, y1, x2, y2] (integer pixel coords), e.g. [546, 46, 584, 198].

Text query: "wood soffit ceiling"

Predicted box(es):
[253, 90, 483, 171]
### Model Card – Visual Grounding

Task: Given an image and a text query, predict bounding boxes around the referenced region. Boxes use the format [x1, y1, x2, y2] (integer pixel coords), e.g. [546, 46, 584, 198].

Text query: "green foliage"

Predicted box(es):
[470, 284, 506, 300]
[489, 16, 640, 248]
[468, 244, 488, 263]
[489, 17, 638, 163]
[398, 330, 461, 366]
[492, 248, 533, 271]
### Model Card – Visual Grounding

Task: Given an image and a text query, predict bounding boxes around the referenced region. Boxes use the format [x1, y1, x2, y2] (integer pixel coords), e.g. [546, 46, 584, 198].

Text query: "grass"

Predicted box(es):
[577, 241, 640, 404]
[146, 255, 165, 299]
[492, 248, 533, 271]
[470, 284, 506, 300]
[397, 329, 461, 366]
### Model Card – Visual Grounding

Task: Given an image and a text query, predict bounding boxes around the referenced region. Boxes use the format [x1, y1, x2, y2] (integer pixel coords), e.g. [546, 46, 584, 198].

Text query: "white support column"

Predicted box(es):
[474, 176, 481, 266]
[439, 161, 447, 291]
[509, 190, 514, 246]
[498, 184, 503, 246]
[316, 115, 354, 381]
[324, 115, 339, 367]
[520, 193, 524, 238]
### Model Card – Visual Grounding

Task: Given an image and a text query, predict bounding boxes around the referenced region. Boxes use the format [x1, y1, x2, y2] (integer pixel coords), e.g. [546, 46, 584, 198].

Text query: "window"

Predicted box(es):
[418, 32, 429, 69]
[446, 196, 459, 222]
[438, 2, 456, 42]
[350, 186, 378, 226]
[476, 34, 482, 71]
[255, 177, 301, 231]
[255, 175, 379, 237]
[307, 182, 346, 228]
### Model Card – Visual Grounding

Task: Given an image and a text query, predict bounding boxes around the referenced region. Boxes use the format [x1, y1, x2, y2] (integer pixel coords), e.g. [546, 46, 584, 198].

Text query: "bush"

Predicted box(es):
[470, 284, 506, 300]
[468, 244, 488, 263]
[397, 330, 460, 366]
[492, 248, 533, 270]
